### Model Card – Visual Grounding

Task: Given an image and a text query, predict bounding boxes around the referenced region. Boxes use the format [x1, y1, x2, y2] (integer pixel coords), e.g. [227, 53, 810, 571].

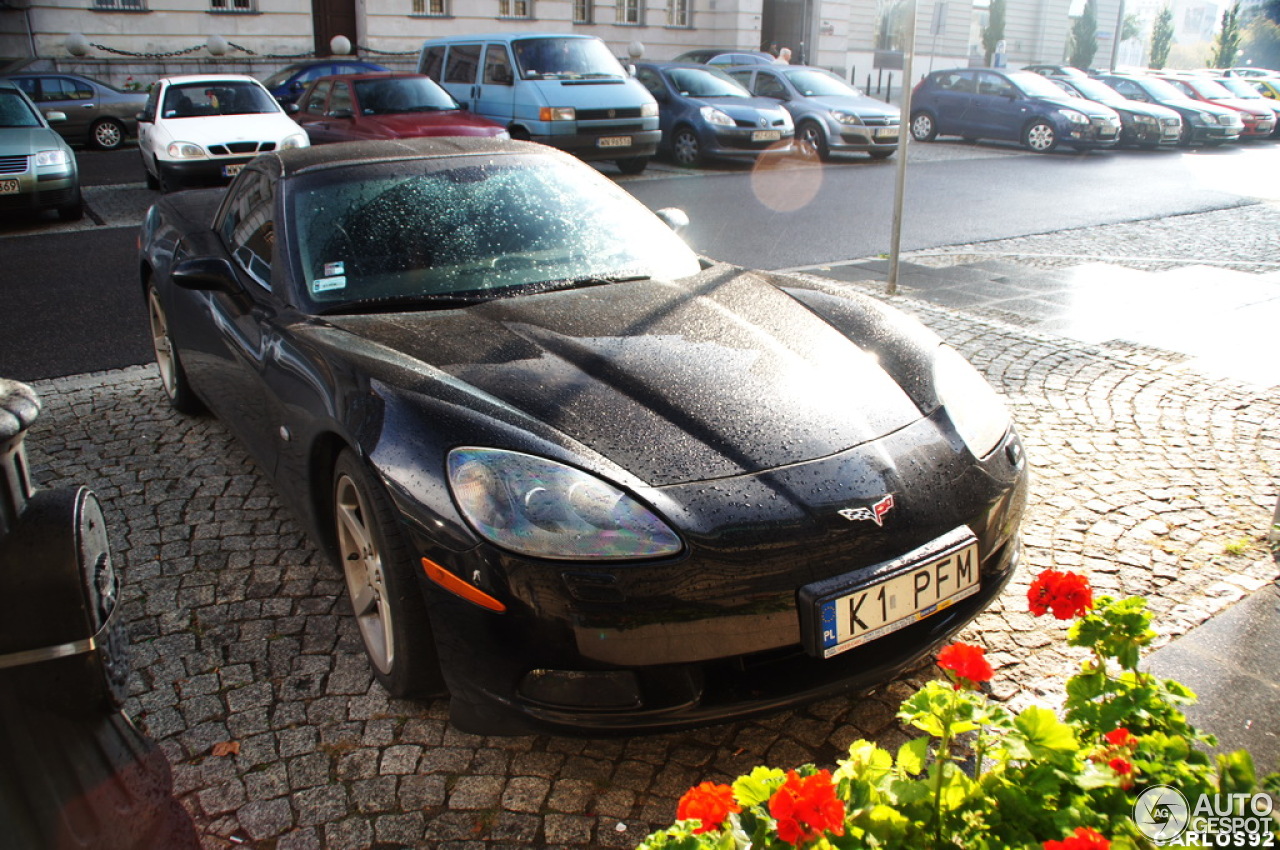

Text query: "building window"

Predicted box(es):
[412, 0, 447, 14]
[573, 0, 592, 23]
[91, 0, 146, 10]
[499, 0, 531, 18]
[209, 0, 254, 12]
[666, 0, 688, 26]
[616, 0, 642, 25]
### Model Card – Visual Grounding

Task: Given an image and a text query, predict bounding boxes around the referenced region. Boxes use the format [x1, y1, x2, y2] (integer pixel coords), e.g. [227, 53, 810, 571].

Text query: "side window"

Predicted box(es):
[483, 43, 513, 84]
[219, 171, 275, 290]
[301, 81, 331, 114]
[298, 64, 333, 85]
[13, 78, 39, 99]
[754, 73, 787, 99]
[635, 67, 664, 97]
[141, 87, 158, 121]
[444, 44, 481, 84]
[43, 78, 93, 102]
[329, 82, 353, 116]
[421, 46, 445, 79]
[726, 69, 753, 89]
[976, 73, 1013, 97]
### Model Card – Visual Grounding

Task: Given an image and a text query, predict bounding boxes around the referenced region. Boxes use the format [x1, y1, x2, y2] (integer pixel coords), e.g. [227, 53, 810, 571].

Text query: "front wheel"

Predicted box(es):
[910, 111, 938, 142]
[671, 127, 702, 167]
[867, 149, 895, 160]
[90, 118, 126, 151]
[146, 284, 202, 413]
[615, 156, 648, 175]
[333, 450, 445, 699]
[796, 121, 830, 161]
[1023, 120, 1058, 153]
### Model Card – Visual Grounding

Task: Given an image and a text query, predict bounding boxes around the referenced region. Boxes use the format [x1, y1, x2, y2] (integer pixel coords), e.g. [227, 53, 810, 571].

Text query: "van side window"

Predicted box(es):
[421, 46, 445, 80]
[484, 44, 513, 84]
[445, 44, 482, 84]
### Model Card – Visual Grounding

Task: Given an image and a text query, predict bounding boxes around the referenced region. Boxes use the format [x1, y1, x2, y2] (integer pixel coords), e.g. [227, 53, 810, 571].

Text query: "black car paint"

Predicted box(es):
[140, 138, 1027, 734]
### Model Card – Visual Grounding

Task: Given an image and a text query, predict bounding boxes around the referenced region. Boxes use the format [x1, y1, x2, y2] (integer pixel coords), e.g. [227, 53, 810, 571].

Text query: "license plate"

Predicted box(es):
[874, 126, 899, 139]
[752, 130, 781, 142]
[597, 136, 632, 148]
[222, 163, 244, 178]
[805, 528, 980, 659]
[0, 179, 17, 195]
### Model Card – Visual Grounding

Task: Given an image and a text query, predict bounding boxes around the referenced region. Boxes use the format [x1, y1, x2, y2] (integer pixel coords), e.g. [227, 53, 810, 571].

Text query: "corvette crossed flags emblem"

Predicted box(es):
[838, 495, 895, 526]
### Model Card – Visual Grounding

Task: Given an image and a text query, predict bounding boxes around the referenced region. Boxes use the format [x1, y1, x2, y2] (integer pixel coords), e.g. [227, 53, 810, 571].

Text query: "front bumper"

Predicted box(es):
[0, 170, 78, 213]
[1063, 118, 1120, 149]
[405, 412, 1028, 735]
[1187, 123, 1241, 144]
[156, 155, 258, 188]
[696, 124, 795, 160]
[830, 123, 900, 154]
[1122, 119, 1181, 147]
[536, 129, 661, 161]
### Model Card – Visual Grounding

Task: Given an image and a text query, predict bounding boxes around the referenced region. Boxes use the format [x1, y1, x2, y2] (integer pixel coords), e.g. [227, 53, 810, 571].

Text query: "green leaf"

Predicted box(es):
[732, 766, 785, 807]
[897, 737, 931, 777]
[1010, 706, 1077, 759]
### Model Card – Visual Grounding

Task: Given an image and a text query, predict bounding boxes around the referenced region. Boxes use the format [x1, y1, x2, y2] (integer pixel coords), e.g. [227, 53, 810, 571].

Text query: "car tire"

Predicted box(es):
[671, 127, 702, 167]
[797, 121, 830, 161]
[1177, 121, 1194, 147]
[146, 284, 203, 414]
[867, 149, 895, 160]
[615, 156, 648, 175]
[144, 159, 160, 190]
[1023, 120, 1058, 153]
[56, 192, 84, 222]
[332, 449, 446, 699]
[155, 158, 179, 193]
[90, 118, 126, 151]
[910, 111, 938, 142]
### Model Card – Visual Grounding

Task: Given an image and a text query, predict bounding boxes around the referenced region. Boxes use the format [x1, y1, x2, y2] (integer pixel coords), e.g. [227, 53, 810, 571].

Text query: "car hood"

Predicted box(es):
[693, 97, 789, 122]
[1114, 100, 1180, 120]
[1039, 96, 1117, 118]
[322, 269, 926, 486]
[361, 111, 507, 138]
[158, 112, 304, 144]
[0, 126, 65, 154]
[802, 95, 899, 119]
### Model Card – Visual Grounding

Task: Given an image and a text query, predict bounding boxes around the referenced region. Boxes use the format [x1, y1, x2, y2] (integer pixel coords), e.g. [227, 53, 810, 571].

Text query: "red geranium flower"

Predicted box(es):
[1028, 570, 1094, 620]
[1044, 826, 1111, 850]
[768, 770, 845, 845]
[1103, 727, 1137, 749]
[676, 781, 740, 834]
[936, 641, 993, 688]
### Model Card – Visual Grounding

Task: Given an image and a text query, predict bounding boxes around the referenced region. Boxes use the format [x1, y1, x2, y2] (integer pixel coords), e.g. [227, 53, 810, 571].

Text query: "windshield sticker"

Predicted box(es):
[313, 275, 347, 293]
[323, 261, 345, 277]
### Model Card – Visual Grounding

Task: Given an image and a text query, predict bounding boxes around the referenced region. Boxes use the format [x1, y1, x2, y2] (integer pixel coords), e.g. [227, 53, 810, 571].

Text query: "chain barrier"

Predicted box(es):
[83, 40, 416, 60]
[357, 44, 420, 56]
[88, 42, 206, 58]
[225, 40, 314, 59]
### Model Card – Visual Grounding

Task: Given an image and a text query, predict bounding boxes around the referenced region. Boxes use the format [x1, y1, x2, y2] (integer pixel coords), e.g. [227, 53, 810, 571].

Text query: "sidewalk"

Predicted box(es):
[20, 202, 1280, 848]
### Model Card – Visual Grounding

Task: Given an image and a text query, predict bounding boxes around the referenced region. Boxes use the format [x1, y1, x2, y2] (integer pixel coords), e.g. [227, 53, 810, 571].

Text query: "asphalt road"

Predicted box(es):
[2, 141, 1277, 382]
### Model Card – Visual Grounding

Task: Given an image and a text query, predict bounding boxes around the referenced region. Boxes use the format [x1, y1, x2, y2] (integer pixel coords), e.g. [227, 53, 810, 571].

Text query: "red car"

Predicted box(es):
[294, 72, 508, 144]
[1156, 73, 1276, 138]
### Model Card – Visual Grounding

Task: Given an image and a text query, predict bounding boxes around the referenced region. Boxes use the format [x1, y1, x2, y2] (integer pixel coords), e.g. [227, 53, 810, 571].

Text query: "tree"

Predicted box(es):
[983, 0, 1007, 65]
[1069, 0, 1099, 68]
[1122, 12, 1141, 41]
[1211, 1, 1244, 67]
[1150, 6, 1175, 69]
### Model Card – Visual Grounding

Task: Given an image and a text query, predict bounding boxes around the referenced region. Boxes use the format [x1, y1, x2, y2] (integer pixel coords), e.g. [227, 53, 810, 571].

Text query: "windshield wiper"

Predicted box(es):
[528, 273, 651, 295]
[318, 293, 491, 315]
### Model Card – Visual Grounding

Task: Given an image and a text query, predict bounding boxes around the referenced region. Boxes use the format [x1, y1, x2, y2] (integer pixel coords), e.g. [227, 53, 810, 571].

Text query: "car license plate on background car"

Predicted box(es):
[752, 130, 781, 142]
[222, 164, 243, 178]
[597, 136, 631, 148]
[802, 528, 980, 659]
[0, 179, 18, 195]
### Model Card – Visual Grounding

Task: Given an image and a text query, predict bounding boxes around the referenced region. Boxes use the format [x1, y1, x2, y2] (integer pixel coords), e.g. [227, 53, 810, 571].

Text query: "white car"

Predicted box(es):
[138, 74, 308, 192]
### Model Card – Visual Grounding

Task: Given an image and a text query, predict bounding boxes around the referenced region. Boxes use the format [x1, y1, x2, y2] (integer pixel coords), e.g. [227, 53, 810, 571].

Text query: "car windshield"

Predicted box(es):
[163, 82, 280, 118]
[1066, 78, 1125, 104]
[354, 77, 458, 114]
[667, 67, 750, 98]
[291, 153, 702, 313]
[511, 38, 625, 80]
[1178, 77, 1235, 100]
[262, 67, 303, 88]
[780, 68, 860, 97]
[1137, 77, 1198, 102]
[0, 90, 41, 127]
[1216, 77, 1265, 99]
[1011, 72, 1075, 99]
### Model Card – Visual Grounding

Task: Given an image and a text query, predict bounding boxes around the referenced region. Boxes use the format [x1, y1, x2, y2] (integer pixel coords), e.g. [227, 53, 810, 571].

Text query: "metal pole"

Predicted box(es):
[1109, 0, 1126, 71]
[887, 0, 918, 296]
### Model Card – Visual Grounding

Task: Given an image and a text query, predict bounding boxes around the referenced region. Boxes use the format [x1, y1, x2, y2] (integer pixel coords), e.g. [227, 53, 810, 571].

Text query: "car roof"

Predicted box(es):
[268, 136, 547, 179]
[311, 72, 432, 83]
[158, 74, 265, 86]
[425, 32, 600, 43]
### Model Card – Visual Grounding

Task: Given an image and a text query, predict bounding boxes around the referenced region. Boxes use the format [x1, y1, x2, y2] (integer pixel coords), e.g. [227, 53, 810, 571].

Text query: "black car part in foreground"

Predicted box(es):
[139, 137, 1027, 734]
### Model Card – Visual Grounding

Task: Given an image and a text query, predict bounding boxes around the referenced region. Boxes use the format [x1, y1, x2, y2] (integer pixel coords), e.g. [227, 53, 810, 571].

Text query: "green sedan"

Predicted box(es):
[0, 81, 82, 221]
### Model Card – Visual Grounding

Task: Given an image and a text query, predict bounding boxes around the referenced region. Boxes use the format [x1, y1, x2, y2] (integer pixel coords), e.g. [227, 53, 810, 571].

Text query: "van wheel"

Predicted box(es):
[615, 157, 648, 175]
[508, 126, 531, 141]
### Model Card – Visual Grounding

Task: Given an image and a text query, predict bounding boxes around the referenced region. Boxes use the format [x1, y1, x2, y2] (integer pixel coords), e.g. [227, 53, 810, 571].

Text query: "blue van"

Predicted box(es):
[419, 33, 660, 174]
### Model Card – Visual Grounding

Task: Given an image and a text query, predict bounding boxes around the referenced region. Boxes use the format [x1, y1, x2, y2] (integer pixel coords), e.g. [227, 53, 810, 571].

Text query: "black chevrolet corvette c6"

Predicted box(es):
[139, 137, 1028, 735]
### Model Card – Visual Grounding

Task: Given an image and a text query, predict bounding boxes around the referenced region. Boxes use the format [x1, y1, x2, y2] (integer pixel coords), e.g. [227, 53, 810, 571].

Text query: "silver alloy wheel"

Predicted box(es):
[335, 472, 395, 675]
[92, 119, 124, 150]
[798, 122, 827, 159]
[1025, 121, 1056, 152]
[910, 113, 935, 141]
[147, 288, 178, 400]
[673, 129, 700, 166]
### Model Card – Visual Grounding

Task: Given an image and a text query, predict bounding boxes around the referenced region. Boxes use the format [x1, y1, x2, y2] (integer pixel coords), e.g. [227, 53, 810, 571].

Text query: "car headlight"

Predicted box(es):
[641, 101, 659, 118]
[932, 345, 1011, 459]
[1058, 109, 1090, 125]
[700, 106, 735, 127]
[166, 142, 206, 159]
[539, 106, 576, 121]
[830, 110, 864, 126]
[34, 149, 71, 171]
[447, 448, 682, 560]
[279, 132, 309, 150]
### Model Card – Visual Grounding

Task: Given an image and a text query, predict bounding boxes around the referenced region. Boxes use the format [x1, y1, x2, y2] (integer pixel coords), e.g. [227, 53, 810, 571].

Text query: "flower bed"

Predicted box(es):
[638, 570, 1280, 849]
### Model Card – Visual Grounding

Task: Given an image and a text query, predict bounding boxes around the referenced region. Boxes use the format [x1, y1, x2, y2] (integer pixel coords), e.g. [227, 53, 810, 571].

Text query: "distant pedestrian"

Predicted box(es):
[776, 47, 792, 64]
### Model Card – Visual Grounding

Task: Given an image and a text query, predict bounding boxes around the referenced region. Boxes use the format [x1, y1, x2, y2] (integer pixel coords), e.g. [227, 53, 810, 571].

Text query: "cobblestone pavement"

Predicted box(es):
[23, 205, 1280, 848]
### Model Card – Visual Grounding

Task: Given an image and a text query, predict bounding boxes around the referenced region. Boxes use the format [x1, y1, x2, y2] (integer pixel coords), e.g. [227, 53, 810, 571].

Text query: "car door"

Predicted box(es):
[295, 80, 338, 143]
[440, 43, 483, 112]
[635, 66, 677, 140]
[473, 43, 516, 124]
[30, 76, 98, 141]
[928, 70, 977, 135]
[970, 71, 1024, 140]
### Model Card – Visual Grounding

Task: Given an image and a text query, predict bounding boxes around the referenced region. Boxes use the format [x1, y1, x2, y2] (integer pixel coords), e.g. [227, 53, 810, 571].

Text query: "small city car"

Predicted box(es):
[1046, 77, 1182, 148]
[139, 137, 1027, 735]
[1093, 74, 1243, 146]
[137, 74, 309, 192]
[634, 62, 794, 165]
[1155, 74, 1275, 139]
[262, 59, 390, 105]
[0, 81, 82, 220]
[910, 68, 1121, 152]
[727, 64, 900, 160]
[294, 73, 508, 145]
[1215, 76, 1280, 137]
[1, 71, 147, 151]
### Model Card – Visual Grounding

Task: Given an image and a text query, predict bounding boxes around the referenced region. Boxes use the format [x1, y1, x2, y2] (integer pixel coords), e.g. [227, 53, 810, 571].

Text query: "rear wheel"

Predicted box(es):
[910, 111, 938, 142]
[146, 284, 202, 413]
[90, 118, 126, 151]
[1023, 120, 1058, 153]
[333, 450, 445, 699]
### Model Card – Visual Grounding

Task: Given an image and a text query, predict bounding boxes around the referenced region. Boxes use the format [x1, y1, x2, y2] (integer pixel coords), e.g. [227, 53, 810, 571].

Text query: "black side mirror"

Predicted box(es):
[172, 257, 240, 294]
